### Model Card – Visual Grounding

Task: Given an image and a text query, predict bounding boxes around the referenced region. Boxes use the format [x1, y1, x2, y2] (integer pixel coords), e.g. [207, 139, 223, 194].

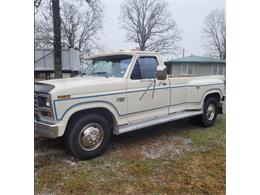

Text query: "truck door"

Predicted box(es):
[126, 55, 170, 124]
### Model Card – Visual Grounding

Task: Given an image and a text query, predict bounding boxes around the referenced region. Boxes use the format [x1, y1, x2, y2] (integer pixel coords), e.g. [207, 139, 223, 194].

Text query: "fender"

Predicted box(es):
[200, 89, 223, 108]
[54, 100, 128, 136]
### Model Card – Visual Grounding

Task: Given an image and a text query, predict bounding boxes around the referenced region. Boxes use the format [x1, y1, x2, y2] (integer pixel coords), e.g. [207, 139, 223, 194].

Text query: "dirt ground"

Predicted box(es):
[35, 115, 226, 194]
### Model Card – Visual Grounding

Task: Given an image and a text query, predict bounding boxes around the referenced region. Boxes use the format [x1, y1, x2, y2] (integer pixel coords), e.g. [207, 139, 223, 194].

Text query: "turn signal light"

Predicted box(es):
[57, 95, 71, 100]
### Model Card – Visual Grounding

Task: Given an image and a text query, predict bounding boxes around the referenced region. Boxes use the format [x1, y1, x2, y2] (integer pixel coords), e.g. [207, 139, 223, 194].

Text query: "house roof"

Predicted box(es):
[167, 55, 225, 64]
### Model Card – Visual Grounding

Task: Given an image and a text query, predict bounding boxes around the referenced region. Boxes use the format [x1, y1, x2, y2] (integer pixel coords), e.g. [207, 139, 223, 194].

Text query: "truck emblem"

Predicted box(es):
[117, 97, 125, 102]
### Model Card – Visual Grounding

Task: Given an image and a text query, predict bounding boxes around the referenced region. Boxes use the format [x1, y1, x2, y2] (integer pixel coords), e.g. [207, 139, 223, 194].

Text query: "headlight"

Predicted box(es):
[37, 96, 51, 108]
[46, 101, 50, 107]
[36, 94, 53, 119]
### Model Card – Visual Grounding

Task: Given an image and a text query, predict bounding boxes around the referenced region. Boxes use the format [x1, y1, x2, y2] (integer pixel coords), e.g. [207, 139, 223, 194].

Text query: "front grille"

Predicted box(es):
[34, 93, 40, 119]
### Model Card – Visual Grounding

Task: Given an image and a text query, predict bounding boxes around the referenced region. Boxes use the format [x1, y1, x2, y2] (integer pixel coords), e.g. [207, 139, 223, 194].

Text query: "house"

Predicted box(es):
[35, 48, 81, 80]
[165, 55, 226, 77]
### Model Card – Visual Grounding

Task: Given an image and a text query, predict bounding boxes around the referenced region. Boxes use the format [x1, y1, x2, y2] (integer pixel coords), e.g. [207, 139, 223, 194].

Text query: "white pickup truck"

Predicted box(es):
[35, 50, 225, 159]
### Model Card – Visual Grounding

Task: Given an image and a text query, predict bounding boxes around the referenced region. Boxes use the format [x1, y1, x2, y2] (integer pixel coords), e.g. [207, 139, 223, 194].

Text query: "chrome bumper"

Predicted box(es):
[34, 120, 60, 138]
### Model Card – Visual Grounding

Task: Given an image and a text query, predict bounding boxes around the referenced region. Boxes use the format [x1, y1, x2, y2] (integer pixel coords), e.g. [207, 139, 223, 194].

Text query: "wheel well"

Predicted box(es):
[204, 92, 221, 102]
[66, 108, 117, 133]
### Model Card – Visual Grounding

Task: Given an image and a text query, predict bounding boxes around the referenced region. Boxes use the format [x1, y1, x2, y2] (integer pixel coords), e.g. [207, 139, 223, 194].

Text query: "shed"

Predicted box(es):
[165, 55, 226, 77]
[35, 48, 81, 80]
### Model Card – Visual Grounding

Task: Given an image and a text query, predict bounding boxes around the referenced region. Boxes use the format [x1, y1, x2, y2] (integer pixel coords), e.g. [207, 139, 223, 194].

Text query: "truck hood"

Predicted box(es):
[35, 76, 126, 96]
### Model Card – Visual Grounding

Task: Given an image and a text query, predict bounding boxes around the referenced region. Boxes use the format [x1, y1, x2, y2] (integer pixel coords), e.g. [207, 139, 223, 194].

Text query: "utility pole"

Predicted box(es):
[52, 0, 62, 78]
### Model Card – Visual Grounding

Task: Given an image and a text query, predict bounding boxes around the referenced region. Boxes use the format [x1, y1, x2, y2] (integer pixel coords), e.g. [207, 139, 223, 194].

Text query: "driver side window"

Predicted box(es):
[131, 56, 158, 80]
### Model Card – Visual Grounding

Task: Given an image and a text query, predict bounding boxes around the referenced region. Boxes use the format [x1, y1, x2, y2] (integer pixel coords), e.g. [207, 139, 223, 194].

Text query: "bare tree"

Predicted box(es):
[60, 0, 103, 57]
[34, 0, 43, 14]
[35, 0, 103, 59]
[34, 2, 54, 48]
[120, 0, 181, 54]
[203, 9, 226, 60]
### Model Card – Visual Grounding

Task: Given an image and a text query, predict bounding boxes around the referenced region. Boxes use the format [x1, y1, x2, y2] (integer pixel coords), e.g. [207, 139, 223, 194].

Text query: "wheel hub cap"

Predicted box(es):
[79, 123, 103, 151]
[207, 104, 216, 121]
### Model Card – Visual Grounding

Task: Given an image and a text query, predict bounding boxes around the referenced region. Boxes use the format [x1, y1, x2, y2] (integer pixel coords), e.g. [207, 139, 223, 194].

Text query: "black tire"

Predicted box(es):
[189, 97, 218, 127]
[64, 114, 111, 160]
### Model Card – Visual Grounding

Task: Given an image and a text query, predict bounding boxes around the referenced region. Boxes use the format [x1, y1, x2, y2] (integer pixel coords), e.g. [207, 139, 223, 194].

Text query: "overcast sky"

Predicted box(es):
[100, 0, 225, 59]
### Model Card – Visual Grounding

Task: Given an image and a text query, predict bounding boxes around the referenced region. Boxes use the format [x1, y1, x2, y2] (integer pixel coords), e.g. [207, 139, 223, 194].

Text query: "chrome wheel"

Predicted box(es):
[206, 104, 216, 121]
[79, 123, 104, 151]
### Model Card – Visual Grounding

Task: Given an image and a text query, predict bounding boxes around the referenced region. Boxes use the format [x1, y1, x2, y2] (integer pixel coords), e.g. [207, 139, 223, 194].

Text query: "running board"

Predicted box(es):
[117, 110, 203, 134]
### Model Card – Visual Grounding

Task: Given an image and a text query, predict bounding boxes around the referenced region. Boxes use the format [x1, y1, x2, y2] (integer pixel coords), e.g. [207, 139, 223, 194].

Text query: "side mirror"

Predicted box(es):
[156, 65, 167, 80]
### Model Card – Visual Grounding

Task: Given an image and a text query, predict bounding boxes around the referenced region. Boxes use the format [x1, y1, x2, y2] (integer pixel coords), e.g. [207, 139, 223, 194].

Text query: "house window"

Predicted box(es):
[213, 65, 218, 75]
[212, 64, 225, 75]
[218, 65, 224, 75]
[181, 64, 193, 75]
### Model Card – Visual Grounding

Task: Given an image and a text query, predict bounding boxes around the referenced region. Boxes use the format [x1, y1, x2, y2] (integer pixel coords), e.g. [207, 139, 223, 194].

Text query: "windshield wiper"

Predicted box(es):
[91, 72, 110, 78]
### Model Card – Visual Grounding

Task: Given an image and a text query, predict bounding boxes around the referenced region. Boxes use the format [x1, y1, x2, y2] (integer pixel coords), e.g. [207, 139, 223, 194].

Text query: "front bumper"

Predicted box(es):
[34, 120, 60, 138]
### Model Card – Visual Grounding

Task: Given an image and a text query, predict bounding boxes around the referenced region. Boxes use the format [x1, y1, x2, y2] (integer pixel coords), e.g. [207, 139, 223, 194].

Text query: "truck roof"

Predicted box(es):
[87, 50, 159, 59]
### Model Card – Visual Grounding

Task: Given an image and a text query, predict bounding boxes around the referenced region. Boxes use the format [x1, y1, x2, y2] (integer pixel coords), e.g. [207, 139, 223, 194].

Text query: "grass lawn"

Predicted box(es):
[35, 114, 225, 194]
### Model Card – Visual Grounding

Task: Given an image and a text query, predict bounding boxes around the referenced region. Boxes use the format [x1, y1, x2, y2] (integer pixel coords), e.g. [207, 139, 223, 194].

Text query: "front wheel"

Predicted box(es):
[190, 97, 218, 127]
[64, 114, 111, 160]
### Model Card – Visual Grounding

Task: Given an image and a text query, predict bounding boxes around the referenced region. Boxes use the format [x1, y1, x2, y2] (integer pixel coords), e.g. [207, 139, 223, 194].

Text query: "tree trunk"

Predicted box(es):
[52, 0, 62, 79]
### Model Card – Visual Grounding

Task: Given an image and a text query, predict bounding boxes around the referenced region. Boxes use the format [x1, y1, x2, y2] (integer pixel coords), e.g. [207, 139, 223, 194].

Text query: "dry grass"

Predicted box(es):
[35, 115, 226, 194]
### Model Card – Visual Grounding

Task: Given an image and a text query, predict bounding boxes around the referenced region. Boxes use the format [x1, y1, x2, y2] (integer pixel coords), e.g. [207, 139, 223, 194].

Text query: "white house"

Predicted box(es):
[165, 55, 226, 77]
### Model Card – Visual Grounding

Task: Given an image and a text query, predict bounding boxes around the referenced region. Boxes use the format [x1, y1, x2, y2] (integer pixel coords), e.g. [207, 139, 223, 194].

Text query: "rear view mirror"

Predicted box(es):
[156, 65, 167, 80]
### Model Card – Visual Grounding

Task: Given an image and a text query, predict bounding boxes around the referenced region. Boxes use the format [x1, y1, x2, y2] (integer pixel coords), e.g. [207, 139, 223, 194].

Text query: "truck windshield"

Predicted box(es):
[83, 55, 133, 78]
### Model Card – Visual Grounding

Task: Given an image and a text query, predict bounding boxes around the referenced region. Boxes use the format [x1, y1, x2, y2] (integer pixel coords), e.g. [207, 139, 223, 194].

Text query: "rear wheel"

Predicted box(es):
[64, 114, 111, 160]
[189, 97, 218, 127]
